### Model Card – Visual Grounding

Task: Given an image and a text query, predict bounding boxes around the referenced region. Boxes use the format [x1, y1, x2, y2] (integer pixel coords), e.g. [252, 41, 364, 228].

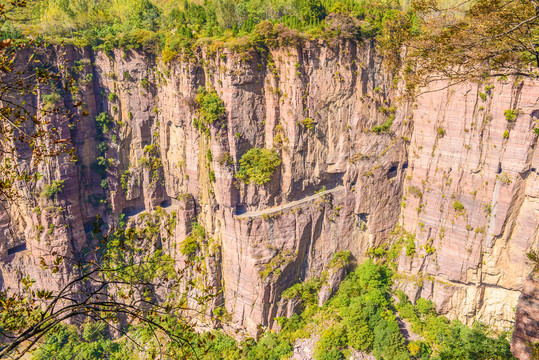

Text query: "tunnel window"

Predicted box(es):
[7, 243, 26, 255]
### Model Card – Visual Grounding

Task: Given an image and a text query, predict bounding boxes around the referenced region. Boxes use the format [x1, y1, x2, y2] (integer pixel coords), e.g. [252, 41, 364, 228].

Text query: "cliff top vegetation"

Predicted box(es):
[5, 0, 406, 57]
[4, 0, 538, 89]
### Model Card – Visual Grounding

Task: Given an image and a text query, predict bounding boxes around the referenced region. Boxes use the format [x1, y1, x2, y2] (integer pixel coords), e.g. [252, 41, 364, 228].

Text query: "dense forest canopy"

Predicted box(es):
[29, 259, 516, 360]
[5, 0, 401, 52]
[3, 0, 538, 88]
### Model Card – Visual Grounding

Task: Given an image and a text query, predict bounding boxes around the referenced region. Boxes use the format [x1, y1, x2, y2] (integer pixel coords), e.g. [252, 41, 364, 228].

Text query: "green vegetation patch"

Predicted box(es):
[372, 115, 394, 134]
[408, 185, 422, 198]
[504, 109, 517, 122]
[405, 235, 416, 256]
[95, 112, 114, 134]
[120, 169, 129, 194]
[259, 250, 295, 279]
[452, 201, 465, 212]
[236, 148, 281, 185]
[282, 277, 321, 302]
[32, 258, 515, 360]
[300, 117, 315, 129]
[32, 323, 123, 360]
[40, 180, 65, 198]
[195, 87, 226, 124]
[13, 0, 401, 60]
[179, 222, 205, 257]
[41, 92, 62, 111]
[329, 250, 351, 269]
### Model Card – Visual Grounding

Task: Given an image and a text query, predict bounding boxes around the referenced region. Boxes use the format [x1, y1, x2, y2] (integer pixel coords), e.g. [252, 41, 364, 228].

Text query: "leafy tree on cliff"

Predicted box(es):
[236, 147, 281, 185]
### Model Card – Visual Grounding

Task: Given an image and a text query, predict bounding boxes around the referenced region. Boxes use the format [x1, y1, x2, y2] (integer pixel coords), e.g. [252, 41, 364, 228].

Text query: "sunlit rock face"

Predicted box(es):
[512, 273, 539, 359]
[395, 78, 539, 332]
[0, 42, 537, 341]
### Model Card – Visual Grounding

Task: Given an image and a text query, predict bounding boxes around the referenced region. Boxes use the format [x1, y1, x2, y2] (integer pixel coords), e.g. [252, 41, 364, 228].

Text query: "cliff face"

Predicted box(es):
[512, 272, 539, 359]
[396, 78, 539, 330]
[0, 41, 537, 339]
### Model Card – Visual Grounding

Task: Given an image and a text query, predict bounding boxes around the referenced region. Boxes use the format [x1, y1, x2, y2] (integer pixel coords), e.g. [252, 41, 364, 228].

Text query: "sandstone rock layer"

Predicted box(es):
[0, 42, 537, 340]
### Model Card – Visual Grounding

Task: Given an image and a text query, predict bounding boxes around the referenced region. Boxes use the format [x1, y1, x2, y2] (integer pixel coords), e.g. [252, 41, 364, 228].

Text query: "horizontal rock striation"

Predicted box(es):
[396, 78, 539, 331]
[0, 41, 537, 341]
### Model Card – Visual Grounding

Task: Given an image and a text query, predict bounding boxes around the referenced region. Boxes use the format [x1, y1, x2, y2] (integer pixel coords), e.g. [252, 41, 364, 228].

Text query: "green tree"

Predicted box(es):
[372, 319, 409, 360]
[195, 87, 226, 124]
[300, 0, 327, 24]
[40, 180, 65, 198]
[395, 0, 539, 93]
[129, 0, 162, 30]
[96, 112, 114, 134]
[314, 325, 347, 360]
[215, 0, 237, 28]
[347, 322, 374, 351]
[31, 323, 122, 360]
[236, 147, 281, 185]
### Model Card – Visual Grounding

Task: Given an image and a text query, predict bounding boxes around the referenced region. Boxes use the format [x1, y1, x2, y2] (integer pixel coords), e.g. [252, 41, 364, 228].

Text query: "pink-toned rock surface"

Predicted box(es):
[0, 42, 537, 341]
[396, 79, 539, 331]
[511, 272, 539, 359]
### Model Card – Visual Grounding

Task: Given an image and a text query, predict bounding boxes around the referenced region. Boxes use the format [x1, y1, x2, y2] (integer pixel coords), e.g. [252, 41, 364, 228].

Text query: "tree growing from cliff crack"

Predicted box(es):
[236, 147, 281, 185]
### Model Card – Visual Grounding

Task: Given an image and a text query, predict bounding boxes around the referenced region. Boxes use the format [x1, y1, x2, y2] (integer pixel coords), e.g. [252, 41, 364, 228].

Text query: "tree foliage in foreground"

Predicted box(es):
[382, 0, 539, 93]
[29, 259, 515, 360]
[0, 211, 215, 360]
[0, 2, 77, 202]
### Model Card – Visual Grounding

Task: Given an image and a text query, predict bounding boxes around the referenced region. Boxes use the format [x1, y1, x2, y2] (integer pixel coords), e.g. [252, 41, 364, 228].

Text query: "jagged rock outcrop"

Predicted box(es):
[0, 41, 537, 342]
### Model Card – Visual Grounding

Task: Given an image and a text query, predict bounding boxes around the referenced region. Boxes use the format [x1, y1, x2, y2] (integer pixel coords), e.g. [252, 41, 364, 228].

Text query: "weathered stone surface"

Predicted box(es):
[318, 265, 348, 307]
[512, 272, 539, 359]
[0, 42, 537, 341]
[395, 78, 539, 331]
[292, 336, 318, 360]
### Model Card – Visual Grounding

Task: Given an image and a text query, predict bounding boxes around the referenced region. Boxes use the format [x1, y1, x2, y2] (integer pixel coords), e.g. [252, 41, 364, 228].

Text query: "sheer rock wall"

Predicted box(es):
[512, 272, 539, 359]
[396, 79, 539, 331]
[0, 42, 537, 341]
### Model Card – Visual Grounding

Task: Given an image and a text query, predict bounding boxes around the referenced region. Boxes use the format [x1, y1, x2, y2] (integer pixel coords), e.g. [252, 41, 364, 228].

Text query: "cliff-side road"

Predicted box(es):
[236, 186, 345, 218]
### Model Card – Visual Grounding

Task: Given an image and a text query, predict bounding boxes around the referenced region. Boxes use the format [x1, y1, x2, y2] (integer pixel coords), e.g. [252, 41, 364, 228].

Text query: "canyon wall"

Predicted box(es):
[396, 78, 539, 331]
[512, 272, 539, 359]
[0, 41, 537, 342]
